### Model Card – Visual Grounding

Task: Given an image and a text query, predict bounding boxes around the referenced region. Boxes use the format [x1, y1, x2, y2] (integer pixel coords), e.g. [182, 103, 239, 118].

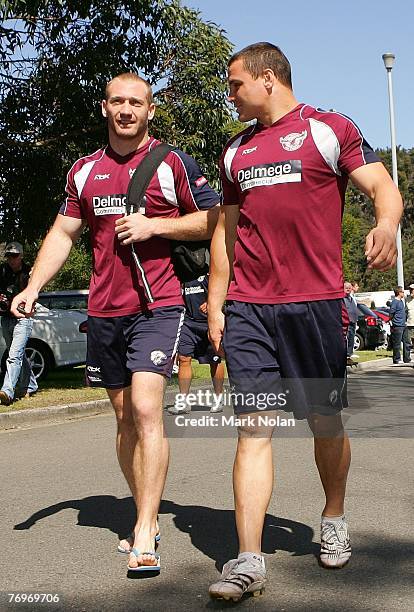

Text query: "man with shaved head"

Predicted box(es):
[12, 73, 219, 572]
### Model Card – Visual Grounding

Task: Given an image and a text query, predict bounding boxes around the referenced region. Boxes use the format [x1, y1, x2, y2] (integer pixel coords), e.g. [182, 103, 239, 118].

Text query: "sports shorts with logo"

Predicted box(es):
[178, 317, 222, 365]
[222, 299, 347, 418]
[86, 306, 185, 388]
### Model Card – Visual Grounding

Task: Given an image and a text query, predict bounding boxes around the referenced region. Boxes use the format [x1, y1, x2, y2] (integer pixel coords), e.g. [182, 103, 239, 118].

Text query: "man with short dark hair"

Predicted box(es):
[389, 286, 411, 364]
[0, 242, 38, 405]
[12, 73, 219, 571]
[208, 42, 402, 601]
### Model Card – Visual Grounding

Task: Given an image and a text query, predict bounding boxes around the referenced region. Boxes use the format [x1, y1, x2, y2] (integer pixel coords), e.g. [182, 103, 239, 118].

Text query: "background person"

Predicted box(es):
[389, 287, 411, 364]
[0, 242, 38, 405]
[351, 281, 359, 295]
[11, 73, 219, 572]
[208, 42, 402, 601]
[343, 281, 359, 361]
[169, 274, 224, 415]
[406, 284, 414, 351]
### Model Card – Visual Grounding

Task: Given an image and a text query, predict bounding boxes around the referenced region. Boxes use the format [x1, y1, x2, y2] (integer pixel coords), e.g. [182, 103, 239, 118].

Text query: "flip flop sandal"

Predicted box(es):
[127, 547, 160, 572]
[118, 531, 161, 554]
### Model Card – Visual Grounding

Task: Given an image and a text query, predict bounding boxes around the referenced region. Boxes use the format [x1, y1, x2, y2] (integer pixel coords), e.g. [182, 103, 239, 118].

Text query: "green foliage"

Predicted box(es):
[21, 239, 92, 290]
[343, 147, 414, 290]
[44, 242, 92, 290]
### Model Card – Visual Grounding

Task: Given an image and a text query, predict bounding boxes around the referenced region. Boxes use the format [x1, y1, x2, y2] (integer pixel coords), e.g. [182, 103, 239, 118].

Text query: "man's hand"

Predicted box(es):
[10, 289, 38, 318]
[115, 213, 156, 245]
[365, 225, 397, 271]
[199, 302, 208, 315]
[208, 310, 225, 357]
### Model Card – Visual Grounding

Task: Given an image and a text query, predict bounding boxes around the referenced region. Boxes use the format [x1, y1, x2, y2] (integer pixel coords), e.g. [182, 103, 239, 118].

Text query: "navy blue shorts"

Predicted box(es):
[86, 306, 185, 388]
[223, 300, 347, 418]
[178, 317, 221, 365]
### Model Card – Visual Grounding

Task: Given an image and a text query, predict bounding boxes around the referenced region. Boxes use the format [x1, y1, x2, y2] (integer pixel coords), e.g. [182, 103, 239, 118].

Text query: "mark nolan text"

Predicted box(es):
[174, 415, 296, 428]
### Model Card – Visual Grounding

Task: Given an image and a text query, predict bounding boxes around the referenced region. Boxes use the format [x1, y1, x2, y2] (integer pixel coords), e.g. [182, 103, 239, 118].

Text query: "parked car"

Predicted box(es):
[372, 306, 391, 321]
[37, 289, 88, 312]
[0, 304, 87, 380]
[372, 307, 392, 350]
[354, 303, 386, 350]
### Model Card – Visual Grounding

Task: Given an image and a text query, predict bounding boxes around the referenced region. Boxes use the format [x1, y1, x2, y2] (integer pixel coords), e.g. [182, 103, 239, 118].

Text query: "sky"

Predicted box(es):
[185, 0, 414, 149]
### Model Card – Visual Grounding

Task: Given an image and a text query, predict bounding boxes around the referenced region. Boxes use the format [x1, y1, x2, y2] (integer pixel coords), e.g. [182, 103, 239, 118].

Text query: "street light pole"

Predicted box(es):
[382, 52, 404, 288]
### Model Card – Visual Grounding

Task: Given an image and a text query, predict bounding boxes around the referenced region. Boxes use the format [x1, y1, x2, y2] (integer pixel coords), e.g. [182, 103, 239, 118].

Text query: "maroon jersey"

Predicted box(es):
[60, 137, 219, 317]
[220, 104, 379, 304]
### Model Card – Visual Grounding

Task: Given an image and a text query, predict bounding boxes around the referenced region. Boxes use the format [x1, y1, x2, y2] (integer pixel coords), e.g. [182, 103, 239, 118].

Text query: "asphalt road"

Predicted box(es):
[0, 368, 413, 612]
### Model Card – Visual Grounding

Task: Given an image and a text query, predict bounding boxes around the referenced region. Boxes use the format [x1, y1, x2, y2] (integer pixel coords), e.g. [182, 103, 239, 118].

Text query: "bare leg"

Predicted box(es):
[107, 386, 137, 499]
[234, 417, 274, 554]
[178, 354, 192, 395]
[308, 413, 351, 516]
[128, 371, 169, 568]
[107, 386, 157, 552]
[210, 361, 224, 395]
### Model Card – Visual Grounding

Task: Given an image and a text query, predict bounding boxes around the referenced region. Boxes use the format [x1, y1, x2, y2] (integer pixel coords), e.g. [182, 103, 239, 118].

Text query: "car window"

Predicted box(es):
[49, 297, 88, 310]
[38, 294, 88, 311]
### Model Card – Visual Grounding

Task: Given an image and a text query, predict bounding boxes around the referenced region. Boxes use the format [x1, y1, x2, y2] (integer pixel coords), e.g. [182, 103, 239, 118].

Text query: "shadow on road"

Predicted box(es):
[13, 495, 318, 568]
[11, 496, 413, 610]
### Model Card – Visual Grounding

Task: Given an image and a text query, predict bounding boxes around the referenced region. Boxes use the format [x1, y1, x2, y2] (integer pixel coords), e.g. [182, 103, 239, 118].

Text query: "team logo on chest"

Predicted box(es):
[129, 167, 136, 178]
[280, 130, 307, 151]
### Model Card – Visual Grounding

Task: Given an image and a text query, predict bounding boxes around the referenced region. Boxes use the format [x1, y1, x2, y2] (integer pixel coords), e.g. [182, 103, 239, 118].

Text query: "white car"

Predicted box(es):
[0, 304, 87, 380]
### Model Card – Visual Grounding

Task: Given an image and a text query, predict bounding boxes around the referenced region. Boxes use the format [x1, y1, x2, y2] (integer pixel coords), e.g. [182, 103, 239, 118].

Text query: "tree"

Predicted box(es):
[0, 0, 233, 252]
[343, 148, 414, 290]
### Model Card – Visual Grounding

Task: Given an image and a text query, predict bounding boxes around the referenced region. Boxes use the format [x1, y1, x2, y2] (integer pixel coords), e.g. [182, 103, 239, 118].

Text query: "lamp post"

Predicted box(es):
[382, 52, 404, 288]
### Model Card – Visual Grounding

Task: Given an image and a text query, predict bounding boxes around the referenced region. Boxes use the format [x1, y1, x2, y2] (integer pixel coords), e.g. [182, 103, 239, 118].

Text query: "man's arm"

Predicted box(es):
[389, 301, 396, 320]
[207, 205, 240, 354]
[349, 162, 403, 271]
[114, 206, 219, 245]
[10, 215, 85, 317]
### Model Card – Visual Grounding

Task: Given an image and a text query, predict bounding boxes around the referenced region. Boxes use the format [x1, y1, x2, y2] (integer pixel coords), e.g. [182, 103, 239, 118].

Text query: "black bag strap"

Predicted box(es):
[126, 143, 175, 214]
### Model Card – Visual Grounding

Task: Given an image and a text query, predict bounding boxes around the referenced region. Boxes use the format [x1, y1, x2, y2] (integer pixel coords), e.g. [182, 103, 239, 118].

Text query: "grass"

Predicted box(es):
[0, 350, 390, 413]
[0, 361, 224, 413]
[0, 366, 107, 413]
[354, 348, 392, 363]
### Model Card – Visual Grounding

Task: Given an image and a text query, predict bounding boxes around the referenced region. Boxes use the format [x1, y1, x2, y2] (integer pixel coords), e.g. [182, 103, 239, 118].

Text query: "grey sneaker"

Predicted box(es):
[320, 515, 351, 569]
[210, 398, 224, 413]
[167, 401, 191, 415]
[209, 553, 266, 602]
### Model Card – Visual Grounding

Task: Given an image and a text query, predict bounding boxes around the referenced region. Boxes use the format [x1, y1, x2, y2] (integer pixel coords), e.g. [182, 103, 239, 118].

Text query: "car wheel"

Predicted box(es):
[25, 340, 53, 380]
[354, 333, 364, 351]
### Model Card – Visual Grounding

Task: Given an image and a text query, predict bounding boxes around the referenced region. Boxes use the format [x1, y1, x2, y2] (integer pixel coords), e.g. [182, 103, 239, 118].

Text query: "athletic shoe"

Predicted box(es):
[167, 401, 191, 415]
[392, 360, 404, 365]
[209, 553, 266, 602]
[210, 398, 224, 413]
[320, 515, 351, 569]
[0, 390, 12, 406]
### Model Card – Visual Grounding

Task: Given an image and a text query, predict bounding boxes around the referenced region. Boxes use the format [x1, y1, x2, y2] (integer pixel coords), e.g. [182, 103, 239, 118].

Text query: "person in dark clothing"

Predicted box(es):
[168, 274, 224, 415]
[343, 281, 358, 359]
[0, 242, 37, 405]
[389, 286, 411, 364]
